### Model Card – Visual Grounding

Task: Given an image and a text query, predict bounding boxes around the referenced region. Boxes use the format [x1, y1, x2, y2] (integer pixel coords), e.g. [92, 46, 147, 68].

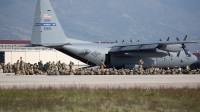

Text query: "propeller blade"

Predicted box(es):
[183, 48, 189, 56]
[122, 39, 124, 43]
[115, 40, 118, 43]
[177, 51, 180, 57]
[182, 44, 186, 48]
[159, 39, 162, 41]
[167, 51, 170, 56]
[176, 37, 180, 41]
[167, 37, 170, 41]
[183, 35, 187, 41]
[130, 39, 132, 42]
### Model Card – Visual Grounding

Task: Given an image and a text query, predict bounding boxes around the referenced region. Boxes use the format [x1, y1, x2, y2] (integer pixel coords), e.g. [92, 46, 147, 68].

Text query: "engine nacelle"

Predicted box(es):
[158, 44, 182, 52]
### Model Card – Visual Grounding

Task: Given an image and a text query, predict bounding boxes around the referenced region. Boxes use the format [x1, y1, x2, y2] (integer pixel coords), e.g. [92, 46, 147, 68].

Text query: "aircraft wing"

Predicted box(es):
[109, 40, 198, 53]
[109, 44, 158, 53]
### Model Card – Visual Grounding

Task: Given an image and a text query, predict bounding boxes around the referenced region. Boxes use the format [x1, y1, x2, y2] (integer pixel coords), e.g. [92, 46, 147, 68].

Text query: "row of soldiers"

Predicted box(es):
[0, 60, 200, 75]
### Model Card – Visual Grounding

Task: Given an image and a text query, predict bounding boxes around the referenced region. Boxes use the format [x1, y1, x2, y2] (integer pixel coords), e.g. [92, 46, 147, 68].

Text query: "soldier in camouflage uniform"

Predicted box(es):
[138, 67, 143, 75]
[81, 69, 85, 75]
[2, 63, 7, 73]
[97, 69, 101, 75]
[172, 69, 176, 75]
[114, 69, 118, 75]
[89, 69, 94, 75]
[15, 60, 20, 75]
[38, 60, 44, 71]
[0, 63, 2, 72]
[69, 61, 74, 72]
[100, 60, 106, 70]
[20, 59, 26, 75]
[139, 59, 144, 70]
[129, 70, 134, 75]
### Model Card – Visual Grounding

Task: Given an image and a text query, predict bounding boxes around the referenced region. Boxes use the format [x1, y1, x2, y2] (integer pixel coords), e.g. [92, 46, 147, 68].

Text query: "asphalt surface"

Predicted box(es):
[1, 72, 200, 89]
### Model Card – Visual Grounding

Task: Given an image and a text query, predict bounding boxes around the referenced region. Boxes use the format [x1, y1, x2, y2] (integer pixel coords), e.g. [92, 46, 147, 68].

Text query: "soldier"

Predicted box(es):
[97, 69, 101, 75]
[197, 68, 200, 74]
[16, 60, 20, 75]
[69, 61, 74, 72]
[0, 63, 2, 72]
[69, 71, 74, 75]
[129, 70, 134, 75]
[120, 68, 126, 75]
[2, 63, 8, 73]
[161, 68, 165, 75]
[62, 62, 67, 70]
[29, 66, 34, 75]
[172, 69, 176, 75]
[89, 69, 94, 75]
[38, 60, 44, 71]
[105, 69, 109, 75]
[178, 70, 182, 75]
[81, 69, 85, 75]
[114, 69, 118, 75]
[150, 67, 154, 75]
[139, 59, 144, 70]
[20, 58, 25, 75]
[134, 68, 139, 75]
[52, 61, 56, 70]
[153, 69, 157, 75]
[56, 60, 61, 71]
[100, 60, 106, 70]
[189, 70, 192, 75]
[109, 68, 114, 75]
[166, 68, 171, 75]
[157, 68, 161, 75]
[138, 67, 143, 75]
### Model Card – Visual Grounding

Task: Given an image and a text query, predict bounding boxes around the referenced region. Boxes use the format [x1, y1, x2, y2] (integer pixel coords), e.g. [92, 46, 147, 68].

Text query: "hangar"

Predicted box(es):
[0, 40, 87, 67]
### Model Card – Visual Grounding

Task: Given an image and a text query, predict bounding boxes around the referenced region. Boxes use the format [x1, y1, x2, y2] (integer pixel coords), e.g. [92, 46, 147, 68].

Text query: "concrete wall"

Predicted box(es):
[5, 50, 87, 66]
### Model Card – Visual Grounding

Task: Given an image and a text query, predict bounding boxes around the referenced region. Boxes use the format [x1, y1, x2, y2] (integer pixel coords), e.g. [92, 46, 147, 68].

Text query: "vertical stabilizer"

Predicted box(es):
[31, 0, 67, 45]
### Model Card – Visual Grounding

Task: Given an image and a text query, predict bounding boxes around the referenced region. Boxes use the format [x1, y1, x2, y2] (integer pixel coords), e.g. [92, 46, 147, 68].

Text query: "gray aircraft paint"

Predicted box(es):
[31, 0, 198, 69]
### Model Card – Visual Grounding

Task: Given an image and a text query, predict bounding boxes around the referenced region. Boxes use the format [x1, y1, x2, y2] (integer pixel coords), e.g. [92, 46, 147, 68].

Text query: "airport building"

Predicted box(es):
[0, 40, 87, 67]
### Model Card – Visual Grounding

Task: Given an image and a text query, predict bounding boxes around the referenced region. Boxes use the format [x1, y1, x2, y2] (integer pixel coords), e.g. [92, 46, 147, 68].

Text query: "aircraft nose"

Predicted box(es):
[192, 55, 198, 63]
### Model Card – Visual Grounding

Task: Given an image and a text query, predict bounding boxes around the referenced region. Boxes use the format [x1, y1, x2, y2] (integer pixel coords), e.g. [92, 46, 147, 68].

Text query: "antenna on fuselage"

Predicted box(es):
[167, 37, 170, 41]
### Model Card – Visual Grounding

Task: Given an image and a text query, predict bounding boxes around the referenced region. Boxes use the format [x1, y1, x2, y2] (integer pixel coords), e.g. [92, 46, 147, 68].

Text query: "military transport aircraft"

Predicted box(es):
[31, 0, 198, 69]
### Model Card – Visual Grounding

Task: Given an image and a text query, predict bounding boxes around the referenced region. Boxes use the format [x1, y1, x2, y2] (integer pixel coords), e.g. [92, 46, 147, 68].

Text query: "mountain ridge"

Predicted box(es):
[0, 0, 199, 50]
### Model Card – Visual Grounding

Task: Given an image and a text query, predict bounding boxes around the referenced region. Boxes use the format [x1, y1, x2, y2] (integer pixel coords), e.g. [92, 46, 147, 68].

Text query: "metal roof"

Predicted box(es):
[0, 40, 31, 44]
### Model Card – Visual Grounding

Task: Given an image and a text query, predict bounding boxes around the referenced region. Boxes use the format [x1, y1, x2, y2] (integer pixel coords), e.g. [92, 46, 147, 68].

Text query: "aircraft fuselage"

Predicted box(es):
[63, 43, 197, 69]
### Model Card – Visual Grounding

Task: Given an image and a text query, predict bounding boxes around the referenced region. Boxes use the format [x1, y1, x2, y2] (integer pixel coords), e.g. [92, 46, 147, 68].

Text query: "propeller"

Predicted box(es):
[122, 39, 124, 43]
[183, 35, 187, 41]
[167, 51, 170, 56]
[159, 39, 162, 41]
[165, 36, 170, 56]
[177, 35, 189, 57]
[130, 39, 132, 42]
[115, 40, 118, 43]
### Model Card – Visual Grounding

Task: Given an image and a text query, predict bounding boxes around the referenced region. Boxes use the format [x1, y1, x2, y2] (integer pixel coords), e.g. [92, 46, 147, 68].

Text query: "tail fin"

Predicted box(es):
[31, 0, 67, 45]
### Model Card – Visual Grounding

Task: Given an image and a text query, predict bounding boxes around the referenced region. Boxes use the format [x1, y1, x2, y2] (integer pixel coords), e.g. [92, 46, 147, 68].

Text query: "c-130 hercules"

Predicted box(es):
[31, 0, 198, 69]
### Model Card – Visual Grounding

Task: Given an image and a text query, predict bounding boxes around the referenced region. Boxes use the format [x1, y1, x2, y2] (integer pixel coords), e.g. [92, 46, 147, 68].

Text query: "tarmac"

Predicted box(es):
[1, 71, 200, 89]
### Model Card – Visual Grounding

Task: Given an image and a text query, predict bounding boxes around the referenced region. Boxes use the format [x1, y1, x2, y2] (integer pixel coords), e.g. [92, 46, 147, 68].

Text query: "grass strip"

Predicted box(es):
[0, 85, 200, 112]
